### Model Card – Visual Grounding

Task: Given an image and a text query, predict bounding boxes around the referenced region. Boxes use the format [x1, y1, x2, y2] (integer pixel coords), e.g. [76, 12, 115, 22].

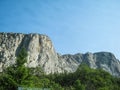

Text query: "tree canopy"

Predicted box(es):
[0, 48, 120, 90]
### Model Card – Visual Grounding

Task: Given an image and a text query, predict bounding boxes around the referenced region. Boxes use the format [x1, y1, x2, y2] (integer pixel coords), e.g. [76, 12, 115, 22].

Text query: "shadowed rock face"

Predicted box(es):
[0, 32, 120, 76]
[62, 52, 120, 76]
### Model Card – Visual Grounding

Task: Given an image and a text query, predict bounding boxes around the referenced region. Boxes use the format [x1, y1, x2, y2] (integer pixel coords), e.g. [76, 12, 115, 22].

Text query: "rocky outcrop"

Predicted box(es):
[0, 33, 62, 74]
[0, 32, 120, 76]
[62, 52, 120, 76]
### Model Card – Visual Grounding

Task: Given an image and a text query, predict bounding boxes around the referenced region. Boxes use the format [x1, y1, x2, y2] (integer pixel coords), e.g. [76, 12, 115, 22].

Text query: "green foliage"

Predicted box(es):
[0, 73, 18, 90]
[74, 80, 85, 90]
[50, 81, 64, 90]
[0, 51, 120, 90]
[49, 63, 120, 90]
[0, 48, 34, 90]
[30, 66, 44, 77]
[16, 47, 28, 66]
[0, 48, 64, 90]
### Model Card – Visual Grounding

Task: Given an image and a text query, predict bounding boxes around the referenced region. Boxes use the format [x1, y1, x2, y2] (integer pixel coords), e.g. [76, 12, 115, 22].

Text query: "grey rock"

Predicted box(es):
[62, 52, 120, 76]
[0, 33, 62, 74]
[0, 32, 120, 76]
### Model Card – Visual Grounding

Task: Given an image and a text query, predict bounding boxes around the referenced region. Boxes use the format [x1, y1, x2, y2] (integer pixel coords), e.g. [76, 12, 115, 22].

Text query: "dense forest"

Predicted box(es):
[0, 48, 120, 90]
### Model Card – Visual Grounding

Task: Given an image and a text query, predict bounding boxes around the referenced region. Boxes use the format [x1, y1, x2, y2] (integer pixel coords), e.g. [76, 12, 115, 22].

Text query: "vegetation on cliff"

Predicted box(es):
[0, 48, 120, 90]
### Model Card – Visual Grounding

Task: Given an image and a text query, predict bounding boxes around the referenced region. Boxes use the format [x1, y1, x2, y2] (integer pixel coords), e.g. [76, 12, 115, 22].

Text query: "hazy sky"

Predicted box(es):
[0, 0, 120, 59]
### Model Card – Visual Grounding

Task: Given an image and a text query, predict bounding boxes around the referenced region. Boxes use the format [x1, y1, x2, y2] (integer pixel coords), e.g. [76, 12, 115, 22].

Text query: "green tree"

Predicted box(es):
[16, 47, 28, 66]
[0, 47, 34, 90]
[74, 80, 85, 90]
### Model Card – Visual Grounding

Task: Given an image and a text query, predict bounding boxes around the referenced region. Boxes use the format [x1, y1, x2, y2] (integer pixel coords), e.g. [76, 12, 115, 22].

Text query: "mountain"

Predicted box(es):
[62, 52, 120, 76]
[0, 32, 120, 76]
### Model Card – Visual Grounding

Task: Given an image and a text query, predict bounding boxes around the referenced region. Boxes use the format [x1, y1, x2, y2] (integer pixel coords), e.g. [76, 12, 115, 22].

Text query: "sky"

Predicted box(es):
[0, 0, 120, 59]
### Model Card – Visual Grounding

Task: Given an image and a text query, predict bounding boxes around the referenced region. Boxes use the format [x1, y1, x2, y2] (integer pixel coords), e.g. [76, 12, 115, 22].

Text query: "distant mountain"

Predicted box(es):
[0, 32, 120, 76]
[61, 52, 120, 76]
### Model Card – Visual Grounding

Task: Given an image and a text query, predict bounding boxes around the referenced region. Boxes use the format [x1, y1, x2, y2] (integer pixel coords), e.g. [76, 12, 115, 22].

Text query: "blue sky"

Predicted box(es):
[0, 0, 120, 59]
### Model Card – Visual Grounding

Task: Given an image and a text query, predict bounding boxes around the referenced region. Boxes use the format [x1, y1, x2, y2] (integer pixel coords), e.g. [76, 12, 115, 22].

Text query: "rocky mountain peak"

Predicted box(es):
[0, 32, 120, 76]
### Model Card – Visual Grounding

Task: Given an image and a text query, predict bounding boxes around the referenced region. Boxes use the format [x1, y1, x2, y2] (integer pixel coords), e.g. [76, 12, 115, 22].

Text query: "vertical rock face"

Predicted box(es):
[0, 32, 120, 76]
[0, 33, 62, 74]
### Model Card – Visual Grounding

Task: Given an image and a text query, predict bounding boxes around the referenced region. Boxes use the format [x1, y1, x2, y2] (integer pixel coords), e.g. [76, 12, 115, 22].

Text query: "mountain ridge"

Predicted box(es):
[0, 32, 120, 76]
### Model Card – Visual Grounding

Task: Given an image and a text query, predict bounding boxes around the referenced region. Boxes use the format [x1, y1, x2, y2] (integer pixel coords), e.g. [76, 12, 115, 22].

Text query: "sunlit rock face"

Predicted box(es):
[0, 33, 63, 74]
[0, 32, 120, 76]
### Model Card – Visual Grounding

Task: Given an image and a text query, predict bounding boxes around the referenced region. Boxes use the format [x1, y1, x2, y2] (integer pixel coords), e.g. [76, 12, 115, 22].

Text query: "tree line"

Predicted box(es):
[0, 48, 120, 90]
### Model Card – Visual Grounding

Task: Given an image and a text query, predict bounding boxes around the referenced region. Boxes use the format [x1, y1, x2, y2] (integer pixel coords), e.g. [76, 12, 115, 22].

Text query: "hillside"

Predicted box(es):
[0, 32, 120, 77]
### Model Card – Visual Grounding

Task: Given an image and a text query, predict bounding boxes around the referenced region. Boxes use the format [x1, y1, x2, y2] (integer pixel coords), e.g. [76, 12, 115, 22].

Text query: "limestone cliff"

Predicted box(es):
[0, 33, 62, 74]
[0, 32, 120, 76]
[62, 52, 120, 76]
